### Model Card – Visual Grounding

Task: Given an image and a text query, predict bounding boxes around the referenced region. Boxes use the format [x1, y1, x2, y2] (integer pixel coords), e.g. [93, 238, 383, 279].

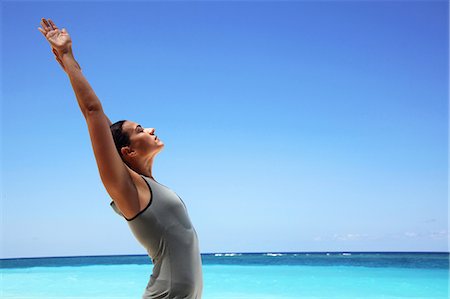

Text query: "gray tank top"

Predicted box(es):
[110, 176, 203, 299]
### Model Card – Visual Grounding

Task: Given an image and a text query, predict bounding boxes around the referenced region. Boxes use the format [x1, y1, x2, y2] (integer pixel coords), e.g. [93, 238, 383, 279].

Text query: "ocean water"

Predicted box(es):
[1, 252, 448, 299]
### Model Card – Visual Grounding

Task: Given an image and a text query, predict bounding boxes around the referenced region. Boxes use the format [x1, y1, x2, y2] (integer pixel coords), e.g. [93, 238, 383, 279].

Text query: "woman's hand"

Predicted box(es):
[38, 18, 72, 55]
[38, 18, 81, 72]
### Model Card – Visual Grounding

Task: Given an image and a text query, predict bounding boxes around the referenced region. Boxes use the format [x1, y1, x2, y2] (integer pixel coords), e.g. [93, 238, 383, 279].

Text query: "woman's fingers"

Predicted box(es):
[42, 18, 52, 30]
[37, 27, 47, 37]
[40, 18, 50, 31]
[48, 19, 58, 30]
[39, 21, 47, 33]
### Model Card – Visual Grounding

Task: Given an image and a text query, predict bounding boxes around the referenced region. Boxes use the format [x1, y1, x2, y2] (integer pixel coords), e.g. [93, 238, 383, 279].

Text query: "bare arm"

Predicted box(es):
[38, 18, 139, 215]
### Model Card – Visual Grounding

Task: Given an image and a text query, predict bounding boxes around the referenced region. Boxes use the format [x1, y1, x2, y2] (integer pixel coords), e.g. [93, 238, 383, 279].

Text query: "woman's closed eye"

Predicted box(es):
[136, 125, 144, 133]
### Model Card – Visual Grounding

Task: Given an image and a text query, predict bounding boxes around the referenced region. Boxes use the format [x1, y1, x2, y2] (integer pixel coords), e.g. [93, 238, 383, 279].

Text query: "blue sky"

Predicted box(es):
[1, 0, 448, 259]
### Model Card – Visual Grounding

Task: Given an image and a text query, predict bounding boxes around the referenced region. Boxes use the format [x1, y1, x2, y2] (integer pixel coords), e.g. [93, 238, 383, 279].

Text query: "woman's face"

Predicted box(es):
[122, 120, 164, 159]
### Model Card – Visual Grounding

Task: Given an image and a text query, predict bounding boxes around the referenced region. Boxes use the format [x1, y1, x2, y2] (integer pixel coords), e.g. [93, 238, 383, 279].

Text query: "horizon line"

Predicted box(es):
[2, 250, 449, 261]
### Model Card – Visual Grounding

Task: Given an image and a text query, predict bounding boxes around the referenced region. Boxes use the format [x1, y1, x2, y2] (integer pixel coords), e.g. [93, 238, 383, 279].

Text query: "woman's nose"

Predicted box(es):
[146, 128, 156, 135]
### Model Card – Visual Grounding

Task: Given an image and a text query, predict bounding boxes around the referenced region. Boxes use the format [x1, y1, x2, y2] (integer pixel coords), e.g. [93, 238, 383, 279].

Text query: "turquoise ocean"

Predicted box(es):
[1, 252, 448, 299]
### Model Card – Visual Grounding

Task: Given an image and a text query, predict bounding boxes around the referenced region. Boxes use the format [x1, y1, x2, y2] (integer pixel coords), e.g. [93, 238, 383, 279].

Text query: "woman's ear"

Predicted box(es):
[121, 146, 136, 158]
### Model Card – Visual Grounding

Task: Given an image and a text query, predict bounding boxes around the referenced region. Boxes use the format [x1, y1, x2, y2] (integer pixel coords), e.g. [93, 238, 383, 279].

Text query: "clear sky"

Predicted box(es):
[1, 0, 448, 259]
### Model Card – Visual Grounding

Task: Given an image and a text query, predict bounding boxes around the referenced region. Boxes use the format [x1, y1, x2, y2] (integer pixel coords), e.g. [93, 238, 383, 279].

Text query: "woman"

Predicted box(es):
[38, 18, 203, 299]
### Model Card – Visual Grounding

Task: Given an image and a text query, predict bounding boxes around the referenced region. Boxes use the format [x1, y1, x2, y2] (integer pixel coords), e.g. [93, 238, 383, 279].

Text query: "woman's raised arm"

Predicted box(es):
[38, 18, 140, 215]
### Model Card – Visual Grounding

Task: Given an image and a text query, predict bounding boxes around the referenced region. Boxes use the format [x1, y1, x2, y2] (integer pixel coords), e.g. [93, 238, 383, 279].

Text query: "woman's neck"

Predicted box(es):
[133, 156, 154, 179]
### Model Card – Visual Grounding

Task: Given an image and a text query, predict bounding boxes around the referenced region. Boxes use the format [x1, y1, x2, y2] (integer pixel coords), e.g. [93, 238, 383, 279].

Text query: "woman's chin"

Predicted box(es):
[156, 144, 165, 153]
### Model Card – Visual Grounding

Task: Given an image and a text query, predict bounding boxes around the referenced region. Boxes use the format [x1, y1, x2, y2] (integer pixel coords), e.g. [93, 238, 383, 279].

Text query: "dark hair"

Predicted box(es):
[110, 120, 130, 157]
